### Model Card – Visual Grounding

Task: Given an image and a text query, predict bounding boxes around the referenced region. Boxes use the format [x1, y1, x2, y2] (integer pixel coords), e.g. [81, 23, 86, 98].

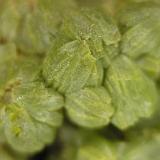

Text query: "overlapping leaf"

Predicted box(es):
[65, 87, 114, 128]
[1, 82, 64, 153]
[43, 40, 96, 93]
[119, 2, 160, 59]
[62, 9, 121, 59]
[121, 19, 160, 59]
[105, 55, 158, 129]
[15, 0, 77, 55]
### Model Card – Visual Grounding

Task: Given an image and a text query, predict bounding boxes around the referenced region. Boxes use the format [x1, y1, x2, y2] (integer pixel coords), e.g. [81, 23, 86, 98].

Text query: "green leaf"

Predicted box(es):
[3, 104, 45, 153]
[65, 87, 114, 128]
[118, 2, 160, 28]
[0, 43, 43, 93]
[43, 40, 96, 93]
[121, 18, 160, 59]
[123, 100, 160, 140]
[15, 10, 51, 55]
[62, 9, 120, 59]
[105, 55, 158, 129]
[14, 56, 42, 83]
[12, 82, 64, 127]
[15, 0, 77, 55]
[1, 82, 64, 153]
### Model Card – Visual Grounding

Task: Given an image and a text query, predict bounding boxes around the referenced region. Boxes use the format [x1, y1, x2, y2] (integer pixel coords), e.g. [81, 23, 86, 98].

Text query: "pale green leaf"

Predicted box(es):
[15, 0, 77, 55]
[43, 40, 95, 93]
[121, 19, 160, 59]
[12, 82, 64, 127]
[105, 55, 158, 129]
[0, 81, 64, 153]
[118, 2, 160, 28]
[65, 87, 114, 128]
[2, 104, 56, 154]
[62, 9, 120, 59]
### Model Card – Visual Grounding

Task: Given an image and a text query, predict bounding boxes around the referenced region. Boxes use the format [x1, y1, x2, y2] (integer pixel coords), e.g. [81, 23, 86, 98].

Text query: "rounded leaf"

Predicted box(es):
[105, 55, 158, 129]
[65, 87, 114, 128]
[121, 18, 160, 59]
[62, 9, 121, 59]
[43, 40, 96, 93]
[3, 103, 57, 154]
[12, 82, 64, 127]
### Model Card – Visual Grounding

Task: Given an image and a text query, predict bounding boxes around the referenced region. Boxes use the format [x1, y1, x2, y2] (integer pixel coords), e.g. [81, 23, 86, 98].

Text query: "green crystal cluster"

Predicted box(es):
[0, 0, 160, 159]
